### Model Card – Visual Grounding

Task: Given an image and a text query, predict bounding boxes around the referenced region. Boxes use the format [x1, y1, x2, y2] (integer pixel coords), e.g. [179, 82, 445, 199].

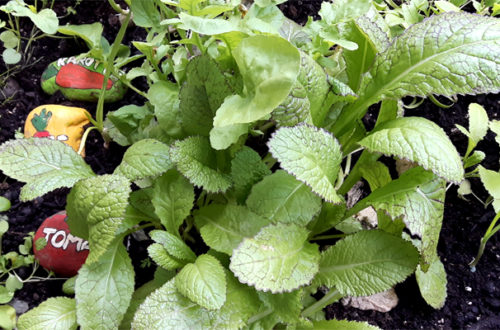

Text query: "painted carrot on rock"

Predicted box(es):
[55, 63, 113, 90]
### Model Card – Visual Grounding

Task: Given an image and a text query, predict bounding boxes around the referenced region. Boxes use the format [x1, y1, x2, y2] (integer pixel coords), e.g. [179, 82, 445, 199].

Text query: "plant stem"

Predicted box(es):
[247, 308, 273, 324]
[311, 234, 347, 241]
[78, 126, 98, 155]
[470, 212, 500, 268]
[95, 10, 131, 132]
[301, 289, 343, 318]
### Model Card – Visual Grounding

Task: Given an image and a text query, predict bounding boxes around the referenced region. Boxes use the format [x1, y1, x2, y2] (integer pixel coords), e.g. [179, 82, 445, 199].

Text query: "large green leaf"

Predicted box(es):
[147, 81, 183, 139]
[268, 125, 343, 203]
[359, 117, 463, 183]
[212, 35, 300, 127]
[246, 170, 322, 226]
[0, 138, 95, 201]
[416, 257, 447, 309]
[230, 223, 320, 293]
[152, 170, 194, 236]
[175, 254, 226, 310]
[333, 12, 500, 137]
[58, 23, 103, 49]
[114, 139, 172, 181]
[230, 147, 271, 202]
[66, 175, 131, 264]
[315, 230, 419, 296]
[180, 55, 234, 136]
[350, 167, 445, 266]
[76, 240, 134, 330]
[17, 297, 77, 330]
[170, 136, 231, 193]
[194, 204, 270, 255]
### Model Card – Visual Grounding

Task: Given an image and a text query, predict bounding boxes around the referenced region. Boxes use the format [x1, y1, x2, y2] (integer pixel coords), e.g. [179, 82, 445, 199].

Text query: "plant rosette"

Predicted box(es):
[24, 105, 91, 154]
[41, 55, 127, 103]
[33, 211, 89, 277]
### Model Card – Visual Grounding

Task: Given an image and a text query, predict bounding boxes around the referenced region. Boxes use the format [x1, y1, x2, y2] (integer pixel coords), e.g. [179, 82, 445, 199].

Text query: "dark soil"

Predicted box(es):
[0, 1, 499, 329]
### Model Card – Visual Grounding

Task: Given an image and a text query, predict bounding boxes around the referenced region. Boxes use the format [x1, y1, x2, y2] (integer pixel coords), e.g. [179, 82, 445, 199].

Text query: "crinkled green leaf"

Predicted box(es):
[308, 202, 346, 237]
[230, 223, 320, 293]
[313, 319, 380, 330]
[319, 0, 372, 25]
[464, 150, 485, 169]
[0, 139, 95, 202]
[17, 297, 76, 330]
[213, 35, 300, 127]
[114, 139, 172, 181]
[148, 243, 185, 270]
[359, 117, 463, 183]
[230, 147, 271, 203]
[194, 204, 270, 255]
[351, 167, 445, 267]
[334, 12, 500, 137]
[478, 165, 500, 213]
[66, 175, 130, 264]
[76, 240, 134, 330]
[272, 80, 311, 127]
[132, 279, 212, 329]
[170, 136, 231, 193]
[416, 257, 447, 309]
[257, 290, 303, 324]
[106, 104, 153, 146]
[175, 254, 226, 310]
[152, 170, 194, 236]
[268, 125, 343, 203]
[175, 12, 240, 35]
[315, 230, 419, 296]
[150, 230, 196, 262]
[209, 123, 249, 150]
[246, 170, 322, 226]
[180, 55, 234, 136]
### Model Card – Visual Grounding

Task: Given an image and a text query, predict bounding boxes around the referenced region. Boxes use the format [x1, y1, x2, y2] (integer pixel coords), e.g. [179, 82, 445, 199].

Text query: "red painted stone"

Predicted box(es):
[33, 212, 89, 277]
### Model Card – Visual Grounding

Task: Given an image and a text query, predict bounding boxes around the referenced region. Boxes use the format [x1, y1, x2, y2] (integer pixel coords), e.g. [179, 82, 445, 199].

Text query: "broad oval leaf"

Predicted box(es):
[66, 174, 131, 264]
[148, 243, 185, 270]
[150, 230, 196, 262]
[114, 139, 172, 181]
[416, 257, 447, 309]
[75, 241, 134, 330]
[170, 136, 231, 193]
[359, 117, 463, 183]
[152, 170, 194, 236]
[230, 223, 320, 293]
[246, 170, 322, 226]
[17, 297, 77, 330]
[315, 230, 419, 296]
[194, 204, 271, 255]
[213, 35, 300, 127]
[268, 125, 343, 203]
[175, 254, 226, 310]
[0, 138, 95, 201]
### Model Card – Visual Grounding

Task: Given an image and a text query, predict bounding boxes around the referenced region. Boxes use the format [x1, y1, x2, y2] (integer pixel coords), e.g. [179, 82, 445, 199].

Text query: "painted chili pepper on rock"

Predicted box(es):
[24, 105, 91, 154]
[41, 55, 127, 102]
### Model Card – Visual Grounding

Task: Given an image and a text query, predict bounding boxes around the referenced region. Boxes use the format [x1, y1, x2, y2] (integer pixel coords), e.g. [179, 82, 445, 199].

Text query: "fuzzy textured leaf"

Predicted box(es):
[315, 230, 419, 296]
[148, 243, 185, 270]
[114, 139, 172, 181]
[150, 230, 196, 262]
[268, 125, 342, 203]
[170, 136, 231, 193]
[257, 290, 303, 323]
[195, 204, 270, 255]
[175, 254, 226, 310]
[359, 117, 463, 183]
[246, 170, 322, 226]
[230, 223, 320, 293]
[152, 170, 194, 235]
[230, 147, 271, 202]
[76, 241, 134, 330]
[17, 297, 77, 330]
[313, 319, 380, 329]
[66, 175, 131, 264]
[0, 138, 95, 201]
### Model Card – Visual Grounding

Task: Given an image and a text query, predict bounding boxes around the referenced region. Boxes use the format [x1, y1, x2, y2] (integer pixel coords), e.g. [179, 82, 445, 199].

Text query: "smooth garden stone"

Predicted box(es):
[41, 55, 127, 102]
[24, 105, 91, 153]
[33, 212, 89, 277]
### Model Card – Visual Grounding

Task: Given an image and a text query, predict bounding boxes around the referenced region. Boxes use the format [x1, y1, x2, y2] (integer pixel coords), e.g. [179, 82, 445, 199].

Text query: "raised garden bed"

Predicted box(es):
[0, 0, 499, 329]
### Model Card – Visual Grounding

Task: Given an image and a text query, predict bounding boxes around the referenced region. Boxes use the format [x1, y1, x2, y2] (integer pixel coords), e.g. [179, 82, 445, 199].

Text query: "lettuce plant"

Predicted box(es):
[0, 1, 499, 328]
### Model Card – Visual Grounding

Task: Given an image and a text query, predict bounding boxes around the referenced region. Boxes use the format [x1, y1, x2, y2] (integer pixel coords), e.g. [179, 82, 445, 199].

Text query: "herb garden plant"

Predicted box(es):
[0, 0, 499, 328]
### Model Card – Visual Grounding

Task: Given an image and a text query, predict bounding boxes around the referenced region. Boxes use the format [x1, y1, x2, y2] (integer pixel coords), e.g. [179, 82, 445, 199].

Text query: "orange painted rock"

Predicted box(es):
[33, 212, 89, 277]
[24, 105, 90, 154]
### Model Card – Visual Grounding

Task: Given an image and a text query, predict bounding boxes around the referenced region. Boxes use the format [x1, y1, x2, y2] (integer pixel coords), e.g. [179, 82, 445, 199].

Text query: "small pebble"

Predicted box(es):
[10, 299, 29, 315]
[465, 286, 472, 292]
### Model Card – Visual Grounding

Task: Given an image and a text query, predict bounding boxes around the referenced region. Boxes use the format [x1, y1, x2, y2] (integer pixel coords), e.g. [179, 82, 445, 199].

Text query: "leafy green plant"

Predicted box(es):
[0, 0, 499, 328]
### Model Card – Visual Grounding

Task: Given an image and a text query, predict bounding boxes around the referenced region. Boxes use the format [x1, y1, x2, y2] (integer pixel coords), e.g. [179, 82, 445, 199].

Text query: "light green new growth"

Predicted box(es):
[17, 297, 77, 330]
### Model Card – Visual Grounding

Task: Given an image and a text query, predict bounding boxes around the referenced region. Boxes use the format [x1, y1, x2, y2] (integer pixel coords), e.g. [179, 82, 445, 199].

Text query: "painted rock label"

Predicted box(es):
[41, 55, 127, 102]
[33, 212, 89, 277]
[24, 105, 91, 154]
